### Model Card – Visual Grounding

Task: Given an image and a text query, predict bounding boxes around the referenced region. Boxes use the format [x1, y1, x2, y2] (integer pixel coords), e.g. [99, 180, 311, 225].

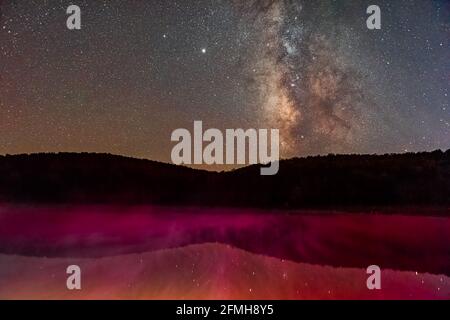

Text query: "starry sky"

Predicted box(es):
[0, 0, 449, 166]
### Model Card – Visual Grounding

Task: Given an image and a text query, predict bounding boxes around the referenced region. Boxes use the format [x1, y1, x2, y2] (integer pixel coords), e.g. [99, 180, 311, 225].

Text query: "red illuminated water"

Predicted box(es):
[0, 205, 448, 275]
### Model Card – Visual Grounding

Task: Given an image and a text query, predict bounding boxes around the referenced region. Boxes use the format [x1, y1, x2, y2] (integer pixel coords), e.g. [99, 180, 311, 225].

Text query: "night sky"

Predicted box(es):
[0, 0, 449, 166]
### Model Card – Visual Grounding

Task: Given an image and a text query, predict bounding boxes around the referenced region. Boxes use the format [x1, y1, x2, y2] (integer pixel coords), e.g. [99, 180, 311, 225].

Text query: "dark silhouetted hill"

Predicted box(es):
[0, 151, 449, 209]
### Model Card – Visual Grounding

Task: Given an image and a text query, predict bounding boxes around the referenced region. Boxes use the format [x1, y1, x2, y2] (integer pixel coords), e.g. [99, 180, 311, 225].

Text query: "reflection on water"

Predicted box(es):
[0, 205, 448, 275]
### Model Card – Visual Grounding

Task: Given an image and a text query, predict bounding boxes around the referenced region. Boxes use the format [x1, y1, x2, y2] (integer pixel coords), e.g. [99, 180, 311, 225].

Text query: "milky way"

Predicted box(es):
[242, 1, 369, 155]
[237, 0, 449, 156]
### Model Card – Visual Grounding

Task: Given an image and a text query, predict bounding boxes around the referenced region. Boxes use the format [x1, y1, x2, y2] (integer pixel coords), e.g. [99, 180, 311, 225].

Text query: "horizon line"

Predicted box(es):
[0, 149, 448, 173]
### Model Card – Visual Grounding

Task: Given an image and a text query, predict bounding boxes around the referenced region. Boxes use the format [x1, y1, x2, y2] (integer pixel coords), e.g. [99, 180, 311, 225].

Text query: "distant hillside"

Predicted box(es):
[0, 151, 449, 208]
